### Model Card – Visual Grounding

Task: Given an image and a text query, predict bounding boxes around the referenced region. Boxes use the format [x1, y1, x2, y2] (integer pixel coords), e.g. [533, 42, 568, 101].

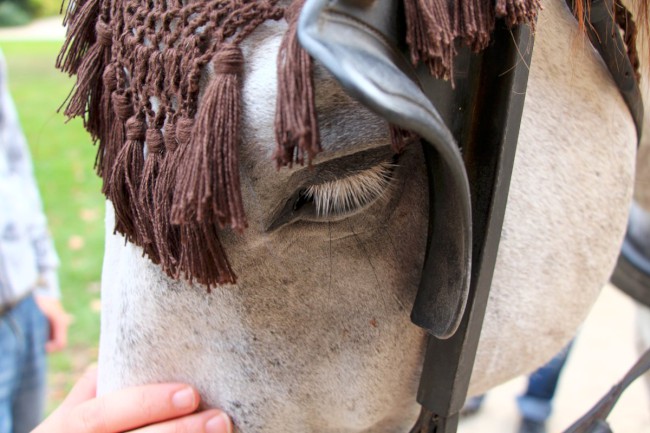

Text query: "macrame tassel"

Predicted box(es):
[95, 64, 118, 181]
[150, 120, 181, 277]
[274, 0, 320, 167]
[172, 46, 247, 232]
[403, 0, 455, 79]
[108, 114, 146, 243]
[495, 0, 541, 27]
[137, 127, 165, 265]
[178, 223, 236, 288]
[175, 117, 194, 149]
[57, 0, 100, 75]
[86, 21, 113, 138]
[65, 20, 113, 130]
[103, 90, 132, 196]
[453, 0, 495, 51]
[140, 128, 164, 220]
[161, 117, 238, 286]
[160, 116, 194, 272]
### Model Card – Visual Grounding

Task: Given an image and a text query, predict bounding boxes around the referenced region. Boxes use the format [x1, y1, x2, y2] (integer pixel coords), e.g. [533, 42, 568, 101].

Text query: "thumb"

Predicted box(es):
[32, 366, 99, 433]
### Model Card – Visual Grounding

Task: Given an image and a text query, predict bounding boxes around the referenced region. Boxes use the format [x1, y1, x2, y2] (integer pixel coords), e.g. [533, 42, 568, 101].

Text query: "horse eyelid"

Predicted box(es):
[298, 161, 397, 218]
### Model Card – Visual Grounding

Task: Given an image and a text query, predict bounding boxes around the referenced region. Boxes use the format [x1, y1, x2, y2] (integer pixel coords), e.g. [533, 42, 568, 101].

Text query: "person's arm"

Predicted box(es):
[0, 51, 69, 351]
[34, 368, 233, 433]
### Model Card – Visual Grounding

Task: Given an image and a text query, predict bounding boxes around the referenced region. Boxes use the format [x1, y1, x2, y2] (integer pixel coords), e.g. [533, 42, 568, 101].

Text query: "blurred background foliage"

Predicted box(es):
[2, 41, 103, 412]
[0, 0, 61, 27]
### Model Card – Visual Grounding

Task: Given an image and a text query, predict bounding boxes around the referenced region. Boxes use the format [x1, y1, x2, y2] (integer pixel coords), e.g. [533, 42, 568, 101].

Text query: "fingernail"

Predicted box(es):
[206, 413, 231, 433]
[172, 387, 196, 409]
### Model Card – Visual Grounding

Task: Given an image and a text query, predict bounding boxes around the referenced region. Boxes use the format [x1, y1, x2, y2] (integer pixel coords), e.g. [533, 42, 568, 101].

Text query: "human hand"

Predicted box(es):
[33, 368, 233, 433]
[34, 296, 71, 352]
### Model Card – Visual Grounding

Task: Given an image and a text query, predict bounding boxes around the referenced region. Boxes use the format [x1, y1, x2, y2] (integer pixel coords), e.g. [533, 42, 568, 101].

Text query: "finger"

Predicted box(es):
[132, 409, 232, 433]
[45, 341, 58, 353]
[67, 383, 201, 433]
[57, 367, 99, 412]
[45, 316, 69, 352]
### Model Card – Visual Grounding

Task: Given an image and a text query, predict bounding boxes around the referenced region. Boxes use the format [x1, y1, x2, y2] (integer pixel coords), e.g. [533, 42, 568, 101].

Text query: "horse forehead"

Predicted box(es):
[237, 21, 391, 174]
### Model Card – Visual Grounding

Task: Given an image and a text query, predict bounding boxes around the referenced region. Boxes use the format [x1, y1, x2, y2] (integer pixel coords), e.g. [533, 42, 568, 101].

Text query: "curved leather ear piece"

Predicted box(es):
[298, 0, 472, 338]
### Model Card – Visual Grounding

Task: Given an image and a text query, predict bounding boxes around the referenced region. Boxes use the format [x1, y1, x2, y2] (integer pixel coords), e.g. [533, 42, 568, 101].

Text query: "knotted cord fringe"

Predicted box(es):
[274, 0, 320, 167]
[403, 0, 541, 79]
[63, 0, 631, 288]
[172, 45, 247, 231]
[108, 114, 146, 244]
[57, 0, 99, 75]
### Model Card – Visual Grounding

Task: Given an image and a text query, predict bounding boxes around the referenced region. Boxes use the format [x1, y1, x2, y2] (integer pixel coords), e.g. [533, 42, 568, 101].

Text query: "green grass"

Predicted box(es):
[2, 41, 104, 408]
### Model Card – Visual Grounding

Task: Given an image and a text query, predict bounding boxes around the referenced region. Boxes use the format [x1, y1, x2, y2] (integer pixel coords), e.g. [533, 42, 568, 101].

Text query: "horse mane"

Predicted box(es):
[56, 0, 642, 288]
[629, 0, 649, 74]
[573, 0, 648, 78]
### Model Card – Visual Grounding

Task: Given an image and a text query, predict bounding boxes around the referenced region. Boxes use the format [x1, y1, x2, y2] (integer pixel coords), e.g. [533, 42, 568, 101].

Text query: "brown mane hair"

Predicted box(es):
[573, 0, 649, 79]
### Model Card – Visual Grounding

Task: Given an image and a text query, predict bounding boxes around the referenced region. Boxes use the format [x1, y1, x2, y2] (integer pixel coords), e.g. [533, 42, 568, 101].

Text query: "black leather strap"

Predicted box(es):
[611, 236, 650, 308]
[409, 22, 534, 433]
[567, 0, 644, 142]
[563, 347, 650, 433]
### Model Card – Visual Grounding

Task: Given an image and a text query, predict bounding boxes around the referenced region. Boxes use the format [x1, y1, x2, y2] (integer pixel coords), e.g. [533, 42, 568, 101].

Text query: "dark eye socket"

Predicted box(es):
[293, 189, 312, 212]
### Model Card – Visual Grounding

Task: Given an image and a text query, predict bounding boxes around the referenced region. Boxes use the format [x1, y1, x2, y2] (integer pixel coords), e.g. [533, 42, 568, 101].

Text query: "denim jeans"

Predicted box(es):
[0, 295, 48, 433]
[516, 341, 574, 422]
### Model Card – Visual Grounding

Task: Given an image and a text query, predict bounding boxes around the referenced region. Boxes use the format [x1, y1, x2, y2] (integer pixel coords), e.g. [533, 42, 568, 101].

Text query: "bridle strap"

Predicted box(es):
[567, 0, 644, 142]
[611, 233, 650, 308]
[414, 1, 648, 429]
[563, 347, 650, 433]
[410, 21, 535, 433]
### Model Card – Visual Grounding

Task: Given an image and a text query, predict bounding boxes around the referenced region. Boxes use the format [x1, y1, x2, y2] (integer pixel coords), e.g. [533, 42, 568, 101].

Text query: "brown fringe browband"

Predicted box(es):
[57, 0, 633, 288]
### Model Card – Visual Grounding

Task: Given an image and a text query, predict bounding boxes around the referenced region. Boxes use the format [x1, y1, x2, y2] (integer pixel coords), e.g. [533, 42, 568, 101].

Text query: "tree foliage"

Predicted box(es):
[0, 0, 61, 27]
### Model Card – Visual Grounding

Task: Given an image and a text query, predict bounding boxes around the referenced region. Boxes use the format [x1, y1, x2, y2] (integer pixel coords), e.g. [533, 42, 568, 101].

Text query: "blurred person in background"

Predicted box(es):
[0, 48, 233, 433]
[0, 48, 70, 433]
[462, 342, 574, 433]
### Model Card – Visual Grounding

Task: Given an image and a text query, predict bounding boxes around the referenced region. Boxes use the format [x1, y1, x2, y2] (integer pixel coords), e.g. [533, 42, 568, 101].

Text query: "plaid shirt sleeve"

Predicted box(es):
[0, 49, 60, 300]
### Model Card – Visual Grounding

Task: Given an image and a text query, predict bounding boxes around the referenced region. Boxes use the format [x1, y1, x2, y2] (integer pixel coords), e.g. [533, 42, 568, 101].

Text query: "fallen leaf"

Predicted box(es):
[68, 235, 85, 251]
[79, 208, 99, 222]
[90, 299, 101, 312]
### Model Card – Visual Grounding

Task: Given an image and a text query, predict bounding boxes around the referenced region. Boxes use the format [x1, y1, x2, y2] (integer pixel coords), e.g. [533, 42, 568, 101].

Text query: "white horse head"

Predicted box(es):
[89, 1, 643, 432]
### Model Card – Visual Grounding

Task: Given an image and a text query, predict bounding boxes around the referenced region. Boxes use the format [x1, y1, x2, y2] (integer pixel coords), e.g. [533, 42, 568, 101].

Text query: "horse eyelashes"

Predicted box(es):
[298, 161, 396, 218]
[266, 156, 399, 232]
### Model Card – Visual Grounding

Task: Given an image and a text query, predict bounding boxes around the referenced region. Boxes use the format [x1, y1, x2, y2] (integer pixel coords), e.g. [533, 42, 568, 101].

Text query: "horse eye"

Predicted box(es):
[297, 161, 397, 219]
[266, 158, 398, 232]
[293, 189, 313, 211]
[294, 162, 395, 221]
